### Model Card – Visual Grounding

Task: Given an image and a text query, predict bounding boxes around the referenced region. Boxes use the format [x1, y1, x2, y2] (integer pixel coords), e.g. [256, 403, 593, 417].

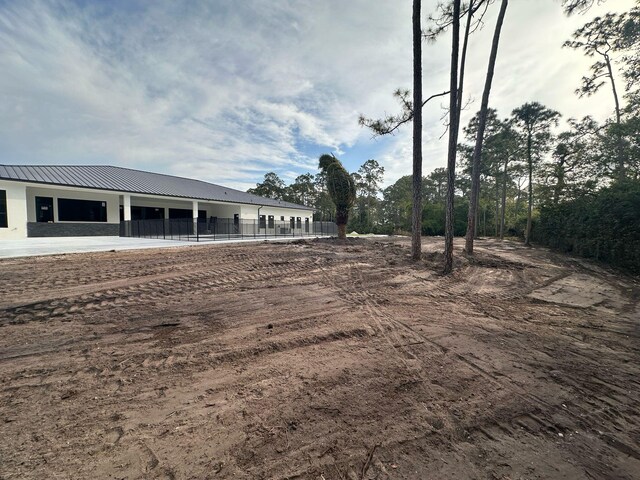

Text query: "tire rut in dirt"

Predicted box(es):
[0, 255, 334, 325]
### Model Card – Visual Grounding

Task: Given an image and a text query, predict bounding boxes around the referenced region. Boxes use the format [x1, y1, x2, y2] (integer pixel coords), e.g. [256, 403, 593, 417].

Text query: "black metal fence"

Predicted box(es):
[119, 218, 338, 242]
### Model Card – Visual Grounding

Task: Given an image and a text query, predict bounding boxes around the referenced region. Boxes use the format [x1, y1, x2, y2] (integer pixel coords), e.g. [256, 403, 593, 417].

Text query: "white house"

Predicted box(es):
[0, 165, 317, 240]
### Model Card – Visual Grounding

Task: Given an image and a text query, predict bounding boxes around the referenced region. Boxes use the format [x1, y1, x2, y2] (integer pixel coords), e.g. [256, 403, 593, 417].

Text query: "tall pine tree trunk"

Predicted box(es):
[554, 157, 565, 205]
[500, 157, 508, 240]
[483, 206, 487, 236]
[604, 54, 625, 181]
[411, 0, 423, 261]
[464, 0, 508, 254]
[525, 132, 533, 246]
[474, 187, 480, 239]
[443, 0, 461, 274]
[457, 0, 474, 116]
[514, 180, 522, 220]
[495, 174, 500, 237]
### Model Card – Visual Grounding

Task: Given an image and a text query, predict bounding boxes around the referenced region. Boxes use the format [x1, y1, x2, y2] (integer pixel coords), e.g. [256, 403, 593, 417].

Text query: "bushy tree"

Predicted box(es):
[380, 175, 414, 233]
[248, 172, 287, 200]
[511, 102, 561, 246]
[563, 5, 640, 181]
[318, 154, 356, 240]
[350, 159, 385, 233]
[288, 173, 316, 206]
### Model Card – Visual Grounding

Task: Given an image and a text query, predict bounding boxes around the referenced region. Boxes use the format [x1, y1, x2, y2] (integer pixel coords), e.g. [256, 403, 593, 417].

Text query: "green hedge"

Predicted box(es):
[535, 181, 640, 274]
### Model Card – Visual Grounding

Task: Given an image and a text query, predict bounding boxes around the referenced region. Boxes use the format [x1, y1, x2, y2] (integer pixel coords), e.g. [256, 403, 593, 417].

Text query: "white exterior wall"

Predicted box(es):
[241, 204, 314, 233]
[26, 186, 120, 223]
[241, 205, 313, 222]
[0, 179, 315, 239]
[0, 180, 28, 239]
[201, 202, 241, 219]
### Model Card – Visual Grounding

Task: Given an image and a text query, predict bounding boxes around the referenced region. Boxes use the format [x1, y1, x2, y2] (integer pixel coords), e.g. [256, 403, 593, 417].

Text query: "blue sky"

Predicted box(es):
[0, 0, 635, 191]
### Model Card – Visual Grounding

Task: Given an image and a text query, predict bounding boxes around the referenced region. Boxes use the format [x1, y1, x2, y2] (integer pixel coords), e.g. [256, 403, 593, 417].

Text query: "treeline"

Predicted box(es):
[248, 160, 384, 233]
[249, 2, 640, 272]
[250, 93, 640, 271]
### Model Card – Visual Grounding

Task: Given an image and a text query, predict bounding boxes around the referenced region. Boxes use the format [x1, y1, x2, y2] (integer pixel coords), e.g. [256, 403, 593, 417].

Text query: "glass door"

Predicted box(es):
[35, 196, 54, 222]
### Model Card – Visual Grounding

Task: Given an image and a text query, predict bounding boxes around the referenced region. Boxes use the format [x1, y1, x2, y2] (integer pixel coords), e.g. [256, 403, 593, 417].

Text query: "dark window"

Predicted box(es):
[290, 216, 295, 229]
[168, 208, 205, 219]
[259, 215, 266, 229]
[36, 196, 54, 223]
[280, 216, 285, 221]
[0, 190, 7, 228]
[296, 217, 302, 229]
[268, 215, 274, 228]
[131, 206, 165, 220]
[58, 198, 107, 222]
[132, 206, 143, 220]
[168, 208, 190, 219]
[305, 217, 309, 232]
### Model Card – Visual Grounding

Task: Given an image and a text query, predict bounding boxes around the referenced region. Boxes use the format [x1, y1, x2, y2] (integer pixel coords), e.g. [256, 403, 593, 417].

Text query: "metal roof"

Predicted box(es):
[0, 165, 311, 211]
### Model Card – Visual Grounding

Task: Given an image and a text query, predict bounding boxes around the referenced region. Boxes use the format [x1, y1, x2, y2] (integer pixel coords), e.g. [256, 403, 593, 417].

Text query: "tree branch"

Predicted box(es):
[423, 90, 451, 108]
[359, 90, 450, 137]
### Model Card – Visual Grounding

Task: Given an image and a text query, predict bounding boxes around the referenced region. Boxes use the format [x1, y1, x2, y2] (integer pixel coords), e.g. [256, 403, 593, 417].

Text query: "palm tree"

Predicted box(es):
[318, 154, 356, 240]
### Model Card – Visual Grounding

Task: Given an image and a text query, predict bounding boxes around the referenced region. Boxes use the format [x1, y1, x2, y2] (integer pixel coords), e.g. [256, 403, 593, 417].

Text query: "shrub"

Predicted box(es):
[536, 180, 640, 273]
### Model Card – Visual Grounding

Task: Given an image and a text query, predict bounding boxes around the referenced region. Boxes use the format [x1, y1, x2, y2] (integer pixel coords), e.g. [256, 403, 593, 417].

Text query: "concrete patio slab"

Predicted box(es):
[0, 236, 193, 259]
[0, 235, 333, 259]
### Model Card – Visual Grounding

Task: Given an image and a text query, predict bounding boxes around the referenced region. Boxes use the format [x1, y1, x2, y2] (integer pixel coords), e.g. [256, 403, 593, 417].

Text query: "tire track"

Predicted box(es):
[319, 254, 640, 464]
[1, 253, 340, 325]
[0, 246, 260, 300]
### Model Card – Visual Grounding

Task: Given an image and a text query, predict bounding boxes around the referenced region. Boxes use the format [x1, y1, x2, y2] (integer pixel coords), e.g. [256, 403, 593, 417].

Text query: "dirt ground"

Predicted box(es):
[1, 237, 639, 480]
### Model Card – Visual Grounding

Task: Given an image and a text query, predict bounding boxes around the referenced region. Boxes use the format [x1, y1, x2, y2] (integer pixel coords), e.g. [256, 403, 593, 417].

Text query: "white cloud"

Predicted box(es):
[0, 0, 636, 191]
[370, 0, 637, 186]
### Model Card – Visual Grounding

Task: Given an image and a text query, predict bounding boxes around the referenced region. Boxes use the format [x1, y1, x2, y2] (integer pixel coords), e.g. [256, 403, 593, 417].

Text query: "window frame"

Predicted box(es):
[35, 196, 54, 223]
[0, 190, 7, 228]
[57, 198, 107, 222]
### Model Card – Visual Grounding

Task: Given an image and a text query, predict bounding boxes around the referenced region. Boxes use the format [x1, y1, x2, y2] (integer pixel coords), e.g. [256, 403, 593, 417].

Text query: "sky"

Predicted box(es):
[0, 0, 636, 191]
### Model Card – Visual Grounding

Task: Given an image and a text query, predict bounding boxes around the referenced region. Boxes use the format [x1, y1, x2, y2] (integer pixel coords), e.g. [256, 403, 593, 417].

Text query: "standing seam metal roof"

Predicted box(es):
[0, 165, 311, 211]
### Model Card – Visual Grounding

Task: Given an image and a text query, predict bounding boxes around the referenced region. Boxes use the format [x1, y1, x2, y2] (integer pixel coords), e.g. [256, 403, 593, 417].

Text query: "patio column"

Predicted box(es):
[192, 200, 198, 236]
[123, 194, 131, 221]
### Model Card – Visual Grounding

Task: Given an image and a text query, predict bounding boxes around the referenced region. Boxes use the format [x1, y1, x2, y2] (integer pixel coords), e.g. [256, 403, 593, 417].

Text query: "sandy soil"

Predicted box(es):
[0, 237, 639, 479]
